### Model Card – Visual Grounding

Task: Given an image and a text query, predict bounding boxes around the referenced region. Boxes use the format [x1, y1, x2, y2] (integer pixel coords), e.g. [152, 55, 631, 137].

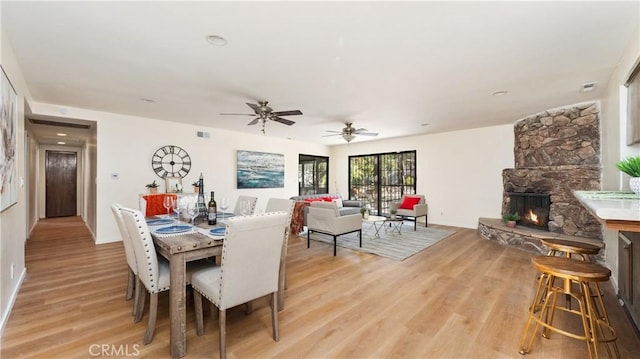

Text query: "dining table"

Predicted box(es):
[149, 213, 288, 358]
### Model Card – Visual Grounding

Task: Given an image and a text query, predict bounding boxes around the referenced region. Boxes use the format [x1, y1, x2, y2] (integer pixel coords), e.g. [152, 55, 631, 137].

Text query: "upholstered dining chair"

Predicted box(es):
[119, 207, 211, 345]
[232, 195, 258, 216]
[265, 198, 296, 309]
[190, 212, 289, 359]
[389, 194, 428, 230]
[110, 203, 139, 316]
[306, 201, 362, 256]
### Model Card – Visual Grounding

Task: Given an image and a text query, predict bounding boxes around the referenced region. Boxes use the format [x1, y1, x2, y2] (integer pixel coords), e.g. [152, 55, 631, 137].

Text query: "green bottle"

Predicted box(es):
[208, 191, 217, 225]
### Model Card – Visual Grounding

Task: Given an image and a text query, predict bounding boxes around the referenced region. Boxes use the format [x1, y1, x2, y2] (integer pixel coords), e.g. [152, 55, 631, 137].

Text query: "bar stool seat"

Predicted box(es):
[541, 238, 601, 261]
[519, 256, 620, 359]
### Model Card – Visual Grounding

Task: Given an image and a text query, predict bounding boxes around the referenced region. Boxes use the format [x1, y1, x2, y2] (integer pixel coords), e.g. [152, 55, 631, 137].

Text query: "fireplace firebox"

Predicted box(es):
[507, 192, 551, 230]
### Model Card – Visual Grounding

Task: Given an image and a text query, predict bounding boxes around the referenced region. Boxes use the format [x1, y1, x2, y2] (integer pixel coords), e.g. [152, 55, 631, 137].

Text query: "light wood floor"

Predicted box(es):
[2, 216, 639, 358]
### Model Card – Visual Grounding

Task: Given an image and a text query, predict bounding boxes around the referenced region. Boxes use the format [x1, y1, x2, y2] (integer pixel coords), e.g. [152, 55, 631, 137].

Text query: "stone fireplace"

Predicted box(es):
[479, 102, 604, 254]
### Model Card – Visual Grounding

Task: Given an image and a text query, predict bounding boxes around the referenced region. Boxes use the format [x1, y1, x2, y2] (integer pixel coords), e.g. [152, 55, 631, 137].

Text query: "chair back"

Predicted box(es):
[309, 201, 340, 217]
[233, 195, 258, 215]
[110, 203, 137, 275]
[120, 208, 165, 293]
[218, 212, 288, 309]
[265, 198, 295, 224]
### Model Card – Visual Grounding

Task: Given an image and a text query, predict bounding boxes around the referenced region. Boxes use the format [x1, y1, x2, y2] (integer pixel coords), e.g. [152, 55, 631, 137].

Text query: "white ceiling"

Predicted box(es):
[3, 1, 639, 146]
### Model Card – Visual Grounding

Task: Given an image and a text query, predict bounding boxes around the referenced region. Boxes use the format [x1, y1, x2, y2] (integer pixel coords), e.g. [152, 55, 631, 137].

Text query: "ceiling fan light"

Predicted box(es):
[343, 134, 355, 142]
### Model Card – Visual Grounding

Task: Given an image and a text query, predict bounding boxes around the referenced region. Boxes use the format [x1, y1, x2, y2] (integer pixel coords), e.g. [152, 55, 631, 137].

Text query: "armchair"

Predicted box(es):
[389, 195, 428, 230]
[306, 201, 362, 256]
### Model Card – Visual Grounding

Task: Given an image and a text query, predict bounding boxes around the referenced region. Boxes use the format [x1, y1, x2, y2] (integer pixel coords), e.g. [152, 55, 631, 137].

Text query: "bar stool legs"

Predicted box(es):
[518, 256, 619, 359]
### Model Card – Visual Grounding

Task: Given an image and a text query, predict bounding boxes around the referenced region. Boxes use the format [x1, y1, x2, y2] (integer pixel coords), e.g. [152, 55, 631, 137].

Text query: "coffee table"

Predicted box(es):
[362, 215, 388, 237]
[385, 217, 404, 235]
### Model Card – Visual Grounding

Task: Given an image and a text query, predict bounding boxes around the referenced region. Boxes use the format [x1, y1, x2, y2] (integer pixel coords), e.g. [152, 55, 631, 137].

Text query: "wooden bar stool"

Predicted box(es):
[519, 256, 620, 359]
[532, 239, 603, 312]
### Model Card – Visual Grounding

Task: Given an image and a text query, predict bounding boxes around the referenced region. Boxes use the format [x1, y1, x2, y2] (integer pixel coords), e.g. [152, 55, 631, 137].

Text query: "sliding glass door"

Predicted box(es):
[349, 151, 416, 215]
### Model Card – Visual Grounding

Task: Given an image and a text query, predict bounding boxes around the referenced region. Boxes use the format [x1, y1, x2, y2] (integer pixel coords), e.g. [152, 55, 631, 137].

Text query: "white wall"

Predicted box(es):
[329, 124, 515, 229]
[0, 29, 31, 333]
[29, 102, 329, 244]
[600, 27, 640, 284]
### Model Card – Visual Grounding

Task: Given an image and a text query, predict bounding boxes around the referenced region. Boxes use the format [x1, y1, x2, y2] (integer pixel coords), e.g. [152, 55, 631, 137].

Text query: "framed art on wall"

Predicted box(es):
[1, 66, 17, 212]
[237, 150, 284, 189]
[165, 177, 183, 193]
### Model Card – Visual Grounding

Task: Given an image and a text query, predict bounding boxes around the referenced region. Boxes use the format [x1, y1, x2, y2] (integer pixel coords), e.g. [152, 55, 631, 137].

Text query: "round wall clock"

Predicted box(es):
[151, 145, 192, 178]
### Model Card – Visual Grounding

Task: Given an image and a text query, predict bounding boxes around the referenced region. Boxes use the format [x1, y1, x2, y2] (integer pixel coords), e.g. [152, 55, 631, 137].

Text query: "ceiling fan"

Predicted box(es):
[220, 101, 303, 134]
[323, 122, 379, 143]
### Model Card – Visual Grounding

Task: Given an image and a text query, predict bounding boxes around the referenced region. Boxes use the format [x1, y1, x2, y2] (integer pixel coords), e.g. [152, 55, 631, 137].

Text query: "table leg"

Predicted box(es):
[169, 253, 187, 358]
[373, 222, 383, 237]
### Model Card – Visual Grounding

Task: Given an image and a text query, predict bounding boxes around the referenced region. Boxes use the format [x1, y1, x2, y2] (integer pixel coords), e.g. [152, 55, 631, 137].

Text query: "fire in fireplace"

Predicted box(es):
[507, 192, 551, 230]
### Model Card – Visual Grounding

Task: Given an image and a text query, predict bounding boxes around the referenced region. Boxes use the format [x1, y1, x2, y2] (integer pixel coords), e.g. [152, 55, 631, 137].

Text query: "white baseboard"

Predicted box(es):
[0, 267, 26, 336]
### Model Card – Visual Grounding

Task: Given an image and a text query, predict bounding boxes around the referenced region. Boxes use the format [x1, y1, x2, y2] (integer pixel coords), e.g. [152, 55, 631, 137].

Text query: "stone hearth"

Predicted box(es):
[478, 218, 604, 262]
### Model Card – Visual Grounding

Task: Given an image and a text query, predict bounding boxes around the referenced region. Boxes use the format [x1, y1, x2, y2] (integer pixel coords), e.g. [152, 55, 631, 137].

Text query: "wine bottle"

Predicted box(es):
[208, 191, 217, 225]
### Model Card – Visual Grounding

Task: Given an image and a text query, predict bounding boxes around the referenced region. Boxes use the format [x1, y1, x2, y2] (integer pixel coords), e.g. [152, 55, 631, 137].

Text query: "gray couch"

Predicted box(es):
[290, 193, 363, 225]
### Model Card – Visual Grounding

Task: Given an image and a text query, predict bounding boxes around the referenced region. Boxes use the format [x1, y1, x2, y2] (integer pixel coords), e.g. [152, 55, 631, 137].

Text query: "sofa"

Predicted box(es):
[290, 193, 363, 226]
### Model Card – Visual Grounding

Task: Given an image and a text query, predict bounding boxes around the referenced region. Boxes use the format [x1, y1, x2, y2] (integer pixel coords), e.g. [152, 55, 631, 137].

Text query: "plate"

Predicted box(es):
[209, 227, 226, 236]
[146, 218, 174, 226]
[155, 225, 192, 234]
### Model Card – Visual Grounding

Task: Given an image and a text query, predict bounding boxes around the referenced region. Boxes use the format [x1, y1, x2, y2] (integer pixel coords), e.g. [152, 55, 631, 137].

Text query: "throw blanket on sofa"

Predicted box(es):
[143, 194, 178, 216]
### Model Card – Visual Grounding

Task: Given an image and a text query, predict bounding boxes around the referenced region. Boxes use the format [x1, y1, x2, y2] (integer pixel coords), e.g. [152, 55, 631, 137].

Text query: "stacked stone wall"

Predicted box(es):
[502, 102, 602, 239]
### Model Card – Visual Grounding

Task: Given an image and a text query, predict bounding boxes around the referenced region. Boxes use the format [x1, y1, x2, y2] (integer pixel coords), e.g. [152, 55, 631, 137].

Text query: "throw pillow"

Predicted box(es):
[332, 197, 343, 208]
[399, 196, 421, 210]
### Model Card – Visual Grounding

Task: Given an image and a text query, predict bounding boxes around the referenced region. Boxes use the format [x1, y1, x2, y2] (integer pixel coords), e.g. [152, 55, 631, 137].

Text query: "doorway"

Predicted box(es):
[45, 150, 77, 218]
[298, 154, 329, 195]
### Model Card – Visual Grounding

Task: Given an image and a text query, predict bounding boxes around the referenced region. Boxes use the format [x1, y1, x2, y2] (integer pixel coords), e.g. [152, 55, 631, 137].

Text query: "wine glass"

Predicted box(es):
[241, 200, 251, 216]
[219, 197, 229, 217]
[163, 196, 175, 216]
[187, 202, 198, 227]
[173, 198, 185, 223]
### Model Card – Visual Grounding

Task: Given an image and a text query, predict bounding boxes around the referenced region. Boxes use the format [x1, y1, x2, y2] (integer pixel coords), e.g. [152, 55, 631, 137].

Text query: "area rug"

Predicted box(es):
[308, 222, 456, 261]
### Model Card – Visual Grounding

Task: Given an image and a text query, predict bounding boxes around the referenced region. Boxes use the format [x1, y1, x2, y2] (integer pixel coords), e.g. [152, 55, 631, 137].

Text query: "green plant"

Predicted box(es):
[145, 180, 159, 189]
[192, 181, 199, 187]
[390, 208, 398, 215]
[616, 156, 640, 177]
[360, 208, 367, 214]
[502, 212, 520, 222]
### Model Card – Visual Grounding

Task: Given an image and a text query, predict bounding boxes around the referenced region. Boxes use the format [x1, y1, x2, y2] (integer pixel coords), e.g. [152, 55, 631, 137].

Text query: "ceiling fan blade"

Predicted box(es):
[325, 130, 343, 134]
[354, 128, 368, 132]
[247, 118, 260, 125]
[246, 102, 261, 112]
[322, 133, 343, 137]
[357, 132, 379, 136]
[220, 113, 255, 116]
[272, 110, 303, 116]
[271, 116, 295, 126]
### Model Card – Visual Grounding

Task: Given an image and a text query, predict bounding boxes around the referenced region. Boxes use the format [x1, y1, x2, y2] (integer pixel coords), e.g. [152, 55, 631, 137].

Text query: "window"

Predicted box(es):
[626, 57, 640, 145]
[298, 154, 328, 195]
[349, 151, 416, 215]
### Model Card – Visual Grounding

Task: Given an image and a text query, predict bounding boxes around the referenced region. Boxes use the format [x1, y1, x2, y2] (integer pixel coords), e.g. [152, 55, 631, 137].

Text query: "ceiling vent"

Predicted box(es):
[581, 82, 598, 92]
[29, 118, 91, 129]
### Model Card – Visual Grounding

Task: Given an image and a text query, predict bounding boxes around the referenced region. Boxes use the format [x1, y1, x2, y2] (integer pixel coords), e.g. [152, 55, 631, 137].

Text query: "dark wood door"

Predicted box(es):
[46, 151, 77, 218]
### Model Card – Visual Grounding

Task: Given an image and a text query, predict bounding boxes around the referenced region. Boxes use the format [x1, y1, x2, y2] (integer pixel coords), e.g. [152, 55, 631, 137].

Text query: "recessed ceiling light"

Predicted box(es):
[140, 98, 155, 103]
[57, 141, 66, 145]
[492, 90, 509, 96]
[56, 133, 67, 137]
[206, 35, 227, 46]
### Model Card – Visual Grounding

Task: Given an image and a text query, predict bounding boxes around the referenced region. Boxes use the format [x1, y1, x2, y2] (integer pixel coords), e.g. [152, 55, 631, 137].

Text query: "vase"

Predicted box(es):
[630, 177, 640, 194]
[149, 188, 158, 194]
[506, 220, 516, 228]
